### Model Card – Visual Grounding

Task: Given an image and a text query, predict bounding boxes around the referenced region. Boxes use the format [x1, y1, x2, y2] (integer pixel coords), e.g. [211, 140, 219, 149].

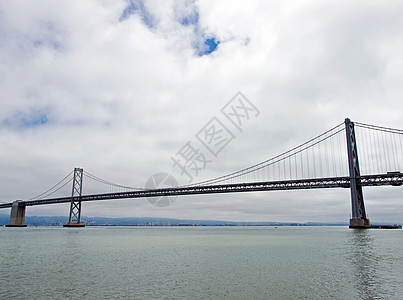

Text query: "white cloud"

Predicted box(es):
[0, 0, 402, 223]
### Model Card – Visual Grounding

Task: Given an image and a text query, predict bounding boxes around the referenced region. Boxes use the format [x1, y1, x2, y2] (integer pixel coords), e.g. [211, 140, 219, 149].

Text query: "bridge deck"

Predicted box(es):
[0, 173, 401, 209]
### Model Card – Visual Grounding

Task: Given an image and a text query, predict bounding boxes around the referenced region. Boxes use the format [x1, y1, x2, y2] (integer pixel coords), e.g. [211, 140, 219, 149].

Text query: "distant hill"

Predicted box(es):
[0, 214, 348, 226]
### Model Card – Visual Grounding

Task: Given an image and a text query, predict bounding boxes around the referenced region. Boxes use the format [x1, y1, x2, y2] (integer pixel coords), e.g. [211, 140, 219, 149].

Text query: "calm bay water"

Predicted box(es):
[0, 226, 402, 299]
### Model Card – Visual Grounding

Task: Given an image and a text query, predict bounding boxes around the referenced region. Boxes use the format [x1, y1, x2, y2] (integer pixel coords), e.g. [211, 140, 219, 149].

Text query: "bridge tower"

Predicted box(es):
[64, 167, 85, 227]
[345, 118, 370, 228]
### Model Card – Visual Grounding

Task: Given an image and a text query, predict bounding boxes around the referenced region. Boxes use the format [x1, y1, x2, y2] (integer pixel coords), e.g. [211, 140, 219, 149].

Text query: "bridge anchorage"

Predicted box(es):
[1, 118, 402, 228]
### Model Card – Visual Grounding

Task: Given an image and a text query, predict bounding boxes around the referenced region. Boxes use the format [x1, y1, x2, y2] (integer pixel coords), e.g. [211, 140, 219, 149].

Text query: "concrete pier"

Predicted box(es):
[63, 223, 85, 228]
[349, 218, 371, 228]
[6, 201, 27, 227]
[350, 218, 402, 229]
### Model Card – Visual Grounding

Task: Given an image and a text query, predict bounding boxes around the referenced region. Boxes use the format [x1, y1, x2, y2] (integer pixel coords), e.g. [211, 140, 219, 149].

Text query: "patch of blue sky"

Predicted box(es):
[198, 37, 220, 56]
[19, 114, 48, 128]
[177, 5, 219, 56]
[2, 110, 49, 129]
[119, 0, 154, 28]
[180, 10, 199, 26]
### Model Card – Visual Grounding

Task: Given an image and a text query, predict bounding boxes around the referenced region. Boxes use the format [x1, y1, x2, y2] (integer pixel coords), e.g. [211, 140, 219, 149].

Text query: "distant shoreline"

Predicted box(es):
[2, 214, 401, 227]
[0, 214, 352, 226]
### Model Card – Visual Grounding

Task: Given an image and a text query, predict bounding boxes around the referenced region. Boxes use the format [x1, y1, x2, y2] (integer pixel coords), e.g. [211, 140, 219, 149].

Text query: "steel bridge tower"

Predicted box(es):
[345, 118, 370, 228]
[64, 167, 85, 227]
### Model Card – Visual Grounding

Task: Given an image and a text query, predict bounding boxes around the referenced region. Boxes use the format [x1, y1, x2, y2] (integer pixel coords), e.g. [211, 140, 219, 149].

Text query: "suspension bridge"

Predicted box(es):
[1, 118, 402, 228]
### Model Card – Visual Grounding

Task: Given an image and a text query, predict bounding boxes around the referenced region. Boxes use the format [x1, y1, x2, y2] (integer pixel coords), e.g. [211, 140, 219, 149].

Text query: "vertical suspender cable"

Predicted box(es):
[389, 132, 398, 171]
[384, 129, 391, 171]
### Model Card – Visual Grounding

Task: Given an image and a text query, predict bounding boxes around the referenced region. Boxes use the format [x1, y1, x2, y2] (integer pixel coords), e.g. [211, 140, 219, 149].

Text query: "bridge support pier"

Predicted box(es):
[64, 168, 85, 228]
[345, 118, 370, 229]
[349, 218, 371, 228]
[6, 200, 27, 227]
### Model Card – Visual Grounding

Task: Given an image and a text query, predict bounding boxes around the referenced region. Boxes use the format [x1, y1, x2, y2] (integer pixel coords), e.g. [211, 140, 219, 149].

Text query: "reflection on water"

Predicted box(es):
[347, 230, 384, 299]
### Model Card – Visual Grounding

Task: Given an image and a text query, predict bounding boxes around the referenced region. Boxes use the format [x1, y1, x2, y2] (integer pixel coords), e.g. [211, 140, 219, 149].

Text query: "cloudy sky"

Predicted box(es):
[1, 0, 402, 223]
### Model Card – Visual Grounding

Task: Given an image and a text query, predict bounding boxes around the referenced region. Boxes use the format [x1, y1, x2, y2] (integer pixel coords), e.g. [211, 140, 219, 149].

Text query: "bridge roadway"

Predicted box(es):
[0, 173, 402, 209]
